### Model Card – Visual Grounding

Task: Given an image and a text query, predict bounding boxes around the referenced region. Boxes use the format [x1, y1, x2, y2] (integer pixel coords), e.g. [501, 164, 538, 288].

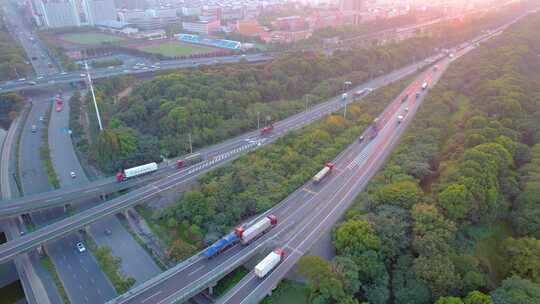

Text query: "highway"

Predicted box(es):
[0, 54, 273, 93]
[0, 51, 444, 264]
[20, 93, 116, 303]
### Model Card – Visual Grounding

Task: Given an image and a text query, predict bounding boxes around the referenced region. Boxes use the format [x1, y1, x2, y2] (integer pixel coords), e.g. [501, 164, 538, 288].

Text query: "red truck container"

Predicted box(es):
[313, 163, 334, 183]
[55, 97, 64, 112]
[260, 124, 273, 136]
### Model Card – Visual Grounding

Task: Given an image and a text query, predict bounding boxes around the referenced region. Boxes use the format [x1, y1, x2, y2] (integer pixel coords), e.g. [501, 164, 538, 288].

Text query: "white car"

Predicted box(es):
[404, 107, 409, 112]
[70, 171, 76, 178]
[80, 73, 86, 77]
[60, 72, 67, 75]
[76, 242, 86, 253]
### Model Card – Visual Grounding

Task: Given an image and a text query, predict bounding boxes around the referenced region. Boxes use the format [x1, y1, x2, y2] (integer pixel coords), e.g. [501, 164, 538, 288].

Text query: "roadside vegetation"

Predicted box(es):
[296, 11, 540, 304]
[40, 102, 60, 189]
[40, 254, 71, 304]
[140, 75, 414, 262]
[0, 92, 24, 129]
[213, 267, 249, 298]
[93, 246, 135, 294]
[91, 58, 123, 68]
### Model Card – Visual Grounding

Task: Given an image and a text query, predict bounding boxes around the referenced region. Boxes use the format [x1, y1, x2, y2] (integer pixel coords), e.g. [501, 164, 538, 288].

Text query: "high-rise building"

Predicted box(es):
[340, 0, 362, 11]
[36, 0, 81, 28]
[82, 0, 117, 25]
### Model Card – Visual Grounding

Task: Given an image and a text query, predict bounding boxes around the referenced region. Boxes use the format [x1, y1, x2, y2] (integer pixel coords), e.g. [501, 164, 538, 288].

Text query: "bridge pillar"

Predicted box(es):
[208, 282, 217, 295]
[36, 245, 43, 256]
[122, 209, 130, 220]
[17, 215, 25, 228]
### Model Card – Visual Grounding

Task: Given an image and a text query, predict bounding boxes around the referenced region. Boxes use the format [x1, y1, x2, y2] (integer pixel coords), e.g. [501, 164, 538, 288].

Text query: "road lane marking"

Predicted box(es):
[302, 188, 317, 195]
[83, 189, 97, 194]
[187, 265, 205, 277]
[141, 291, 163, 303]
[44, 197, 62, 203]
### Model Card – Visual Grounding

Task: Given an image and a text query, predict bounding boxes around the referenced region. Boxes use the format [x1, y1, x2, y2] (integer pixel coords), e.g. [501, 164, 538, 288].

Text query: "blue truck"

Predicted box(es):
[202, 232, 239, 258]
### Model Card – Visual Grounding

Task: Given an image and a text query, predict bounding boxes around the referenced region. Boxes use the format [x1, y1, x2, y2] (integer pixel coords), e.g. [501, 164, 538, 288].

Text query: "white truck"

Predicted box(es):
[236, 215, 278, 245]
[397, 115, 404, 124]
[421, 82, 428, 90]
[313, 163, 334, 183]
[341, 93, 348, 101]
[254, 248, 285, 278]
[116, 162, 158, 181]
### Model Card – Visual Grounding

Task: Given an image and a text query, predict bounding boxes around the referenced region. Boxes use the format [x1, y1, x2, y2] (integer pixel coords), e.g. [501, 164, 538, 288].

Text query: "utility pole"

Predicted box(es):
[305, 95, 310, 111]
[85, 61, 103, 131]
[257, 112, 260, 129]
[343, 81, 352, 119]
[188, 133, 193, 154]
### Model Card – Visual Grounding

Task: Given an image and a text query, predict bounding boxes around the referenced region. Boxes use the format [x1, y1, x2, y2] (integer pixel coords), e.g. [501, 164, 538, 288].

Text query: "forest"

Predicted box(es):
[141, 75, 412, 263]
[296, 11, 540, 304]
[85, 5, 526, 174]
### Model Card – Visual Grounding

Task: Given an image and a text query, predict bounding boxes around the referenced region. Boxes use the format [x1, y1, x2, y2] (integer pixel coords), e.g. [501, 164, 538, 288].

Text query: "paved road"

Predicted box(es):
[0, 102, 60, 304]
[0, 54, 273, 93]
[49, 93, 160, 285]
[0, 52, 443, 265]
[18, 95, 116, 304]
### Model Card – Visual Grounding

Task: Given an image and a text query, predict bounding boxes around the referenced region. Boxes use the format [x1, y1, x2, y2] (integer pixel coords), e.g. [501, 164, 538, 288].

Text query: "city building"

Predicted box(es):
[35, 0, 81, 28]
[235, 19, 264, 36]
[182, 19, 220, 34]
[340, 0, 363, 11]
[271, 16, 309, 31]
[82, 0, 117, 26]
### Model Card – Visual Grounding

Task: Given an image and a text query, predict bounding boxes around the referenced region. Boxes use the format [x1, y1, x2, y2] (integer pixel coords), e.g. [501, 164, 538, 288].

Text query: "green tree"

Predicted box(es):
[298, 256, 346, 303]
[412, 204, 457, 256]
[503, 237, 540, 283]
[375, 179, 422, 209]
[414, 255, 462, 299]
[464, 291, 494, 304]
[333, 220, 381, 258]
[437, 184, 472, 222]
[436, 296, 464, 304]
[490, 276, 540, 304]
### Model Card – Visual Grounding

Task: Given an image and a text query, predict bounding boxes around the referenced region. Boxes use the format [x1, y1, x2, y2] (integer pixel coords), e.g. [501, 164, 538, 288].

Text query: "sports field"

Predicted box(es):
[58, 32, 125, 45]
[136, 41, 216, 57]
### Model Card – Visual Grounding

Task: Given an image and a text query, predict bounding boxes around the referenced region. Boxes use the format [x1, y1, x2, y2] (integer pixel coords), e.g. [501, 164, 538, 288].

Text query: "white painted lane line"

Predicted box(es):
[187, 265, 205, 277]
[44, 197, 62, 203]
[141, 291, 163, 303]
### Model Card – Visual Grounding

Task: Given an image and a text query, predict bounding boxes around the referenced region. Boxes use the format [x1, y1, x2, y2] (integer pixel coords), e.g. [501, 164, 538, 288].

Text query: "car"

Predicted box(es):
[29, 81, 36, 85]
[31, 125, 37, 133]
[80, 73, 86, 77]
[70, 171, 76, 178]
[39, 116, 44, 122]
[359, 135, 365, 142]
[17, 78, 26, 81]
[404, 107, 409, 112]
[76, 242, 86, 253]
[60, 72, 67, 75]
[104, 229, 112, 235]
[36, 76, 43, 80]
[107, 66, 114, 69]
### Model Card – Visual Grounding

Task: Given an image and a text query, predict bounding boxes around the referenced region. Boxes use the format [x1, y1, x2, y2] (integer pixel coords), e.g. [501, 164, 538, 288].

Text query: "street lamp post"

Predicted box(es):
[84, 61, 103, 131]
[343, 81, 352, 119]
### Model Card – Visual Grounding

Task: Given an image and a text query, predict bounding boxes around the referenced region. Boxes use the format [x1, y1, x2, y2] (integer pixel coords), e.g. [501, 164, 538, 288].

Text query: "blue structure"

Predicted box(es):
[177, 33, 241, 50]
[202, 232, 240, 258]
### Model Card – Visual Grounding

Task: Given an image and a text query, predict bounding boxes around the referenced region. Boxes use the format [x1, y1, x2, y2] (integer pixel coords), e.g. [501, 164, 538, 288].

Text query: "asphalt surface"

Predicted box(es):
[0, 54, 273, 93]
[0, 52, 444, 265]
[19, 95, 116, 304]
